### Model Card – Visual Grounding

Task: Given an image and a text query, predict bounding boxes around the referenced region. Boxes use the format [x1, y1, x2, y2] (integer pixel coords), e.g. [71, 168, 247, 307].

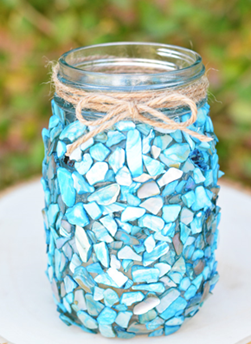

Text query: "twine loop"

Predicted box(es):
[52, 63, 212, 156]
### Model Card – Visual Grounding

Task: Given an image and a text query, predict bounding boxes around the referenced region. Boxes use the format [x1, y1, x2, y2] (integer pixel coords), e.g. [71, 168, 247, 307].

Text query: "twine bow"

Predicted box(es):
[52, 63, 212, 156]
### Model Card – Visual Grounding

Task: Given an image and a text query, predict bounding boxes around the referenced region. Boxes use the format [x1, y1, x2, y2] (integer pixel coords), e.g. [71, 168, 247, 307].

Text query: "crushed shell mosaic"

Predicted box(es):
[41, 100, 222, 338]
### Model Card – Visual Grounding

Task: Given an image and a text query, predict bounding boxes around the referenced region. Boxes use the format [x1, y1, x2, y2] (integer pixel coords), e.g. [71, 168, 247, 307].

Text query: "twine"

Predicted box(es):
[52, 62, 212, 156]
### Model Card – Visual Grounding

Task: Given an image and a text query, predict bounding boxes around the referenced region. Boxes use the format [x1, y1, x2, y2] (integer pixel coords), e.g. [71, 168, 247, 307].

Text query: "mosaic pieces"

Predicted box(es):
[42, 100, 221, 338]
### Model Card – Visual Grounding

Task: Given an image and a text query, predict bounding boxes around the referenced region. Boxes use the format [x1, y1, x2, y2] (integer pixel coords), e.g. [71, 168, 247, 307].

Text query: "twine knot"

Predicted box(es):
[127, 101, 139, 121]
[52, 62, 212, 156]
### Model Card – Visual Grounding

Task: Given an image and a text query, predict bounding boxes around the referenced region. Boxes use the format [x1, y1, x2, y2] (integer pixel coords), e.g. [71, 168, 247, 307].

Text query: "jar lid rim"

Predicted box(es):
[58, 42, 205, 91]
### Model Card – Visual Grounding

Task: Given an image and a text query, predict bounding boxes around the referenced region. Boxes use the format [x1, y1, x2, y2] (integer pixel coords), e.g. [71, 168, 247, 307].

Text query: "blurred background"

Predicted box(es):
[0, 0, 251, 191]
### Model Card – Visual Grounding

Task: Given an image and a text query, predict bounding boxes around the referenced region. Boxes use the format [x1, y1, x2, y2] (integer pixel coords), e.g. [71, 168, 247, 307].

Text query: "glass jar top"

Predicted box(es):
[58, 42, 205, 92]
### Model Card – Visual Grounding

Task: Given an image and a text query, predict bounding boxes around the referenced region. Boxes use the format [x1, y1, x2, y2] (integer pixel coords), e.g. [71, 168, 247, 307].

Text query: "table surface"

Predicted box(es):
[0, 180, 251, 344]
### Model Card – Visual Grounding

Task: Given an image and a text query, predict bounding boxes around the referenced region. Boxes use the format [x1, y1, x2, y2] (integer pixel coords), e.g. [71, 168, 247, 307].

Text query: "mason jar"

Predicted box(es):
[41, 42, 221, 338]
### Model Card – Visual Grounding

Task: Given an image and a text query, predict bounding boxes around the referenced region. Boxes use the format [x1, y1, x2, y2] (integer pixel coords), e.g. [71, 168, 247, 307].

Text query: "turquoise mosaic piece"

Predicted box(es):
[41, 100, 222, 338]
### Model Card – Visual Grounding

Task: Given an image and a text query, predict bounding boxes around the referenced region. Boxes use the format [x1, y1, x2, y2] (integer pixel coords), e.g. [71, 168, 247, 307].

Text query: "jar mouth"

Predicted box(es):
[58, 42, 205, 91]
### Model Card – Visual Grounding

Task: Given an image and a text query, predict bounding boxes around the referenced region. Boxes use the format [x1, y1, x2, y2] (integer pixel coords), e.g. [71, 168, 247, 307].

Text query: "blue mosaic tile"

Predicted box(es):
[90, 143, 110, 161]
[180, 223, 191, 244]
[100, 215, 117, 236]
[86, 262, 103, 274]
[47, 203, 60, 227]
[160, 296, 187, 320]
[42, 101, 221, 338]
[126, 193, 141, 206]
[118, 245, 142, 261]
[162, 205, 181, 222]
[138, 214, 164, 232]
[144, 234, 155, 253]
[73, 267, 97, 293]
[164, 325, 181, 336]
[56, 141, 67, 159]
[115, 120, 135, 131]
[143, 241, 169, 266]
[93, 286, 104, 301]
[99, 324, 116, 337]
[86, 162, 108, 185]
[143, 154, 165, 176]
[94, 273, 118, 288]
[131, 266, 160, 283]
[72, 171, 94, 194]
[121, 206, 146, 222]
[64, 275, 78, 294]
[149, 328, 164, 337]
[137, 308, 157, 322]
[142, 129, 155, 154]
[78, 310, 98, 329]
[60, 295, 70, 312]
[126, 129, 143, 177]
[182, 190, 195, 208]
[106, 130, 126, 147]
[59, 121, 86, 142]
[179, 277, 191, 291]
[75, 225, 92, 263]
[94, 242, 110, 268]
[65, 203, 89, 227]
[115, 310, 133, 328]
[92, 221, 113, 243]
[57, 167, 76, 207]
[108, 147, 125, 173]
[146, 316, 164, 330]
[97, 306, 117, 325]
[83, 202, 102, 220]
[75, 153, 93, 175]
[49, 114, 60, 129]
[164, 143, 190, 162]
[154, 262, 171, 277]
[103, 288, 119, 307]
[69, 253, 82, 273]
[107, 267, 128, 287]
[85, 293, 104, 316]
[157, 167, 183, 187]
[88, 183, 120, 205]
[120, 292, 145, 306]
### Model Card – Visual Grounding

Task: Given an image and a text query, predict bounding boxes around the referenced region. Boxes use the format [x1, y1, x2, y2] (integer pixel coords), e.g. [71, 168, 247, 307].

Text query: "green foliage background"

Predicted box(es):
[0, 0, 251, 190]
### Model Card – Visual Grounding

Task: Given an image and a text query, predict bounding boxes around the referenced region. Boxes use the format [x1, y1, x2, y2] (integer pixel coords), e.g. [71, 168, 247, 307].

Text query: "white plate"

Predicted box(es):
[0, 181, 251, 344]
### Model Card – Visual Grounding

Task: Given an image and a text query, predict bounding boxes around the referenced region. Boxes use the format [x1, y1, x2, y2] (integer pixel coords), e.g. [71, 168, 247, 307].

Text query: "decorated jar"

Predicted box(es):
[41, 42, 222, 338]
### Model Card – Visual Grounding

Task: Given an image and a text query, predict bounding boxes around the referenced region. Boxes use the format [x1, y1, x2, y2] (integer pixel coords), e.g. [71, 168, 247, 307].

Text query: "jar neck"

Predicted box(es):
[57, 42, 205, 92]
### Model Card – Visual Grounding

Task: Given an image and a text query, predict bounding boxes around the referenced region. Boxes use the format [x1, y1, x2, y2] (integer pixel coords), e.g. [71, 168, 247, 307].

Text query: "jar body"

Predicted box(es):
[41, 43, 221, 338]
[42, 101, 220, 338]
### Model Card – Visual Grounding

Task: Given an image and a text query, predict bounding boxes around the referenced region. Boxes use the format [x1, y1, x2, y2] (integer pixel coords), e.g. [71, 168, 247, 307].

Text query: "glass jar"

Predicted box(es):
[41, 42, 221, 338]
